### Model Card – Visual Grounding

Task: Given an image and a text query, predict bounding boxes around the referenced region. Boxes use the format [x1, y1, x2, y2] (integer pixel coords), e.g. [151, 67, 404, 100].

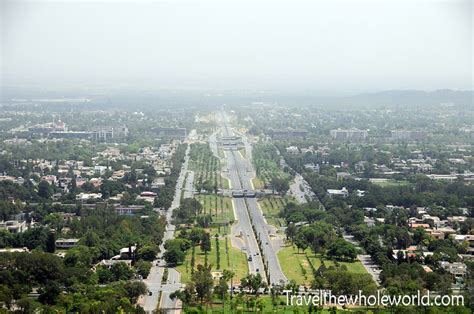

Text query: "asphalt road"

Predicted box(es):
[343, 233, 381, 285]
[140, 143, 191, 313]
[160, 268, 182, 313]
[183, 170, 194, 198]
[219, 113, 287, 285]
[231, 145, 288, 285]
[289, 173, 316, 204]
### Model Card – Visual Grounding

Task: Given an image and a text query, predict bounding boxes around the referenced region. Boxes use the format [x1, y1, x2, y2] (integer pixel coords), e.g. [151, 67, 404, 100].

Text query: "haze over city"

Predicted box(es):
[0, 1, 473, 313]
[1, 0, 472, 93]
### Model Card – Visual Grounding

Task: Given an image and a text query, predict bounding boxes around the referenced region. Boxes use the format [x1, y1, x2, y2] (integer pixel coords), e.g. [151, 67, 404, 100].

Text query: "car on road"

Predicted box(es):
[256, 268, 259, 272]
[248, 256, 252, 261]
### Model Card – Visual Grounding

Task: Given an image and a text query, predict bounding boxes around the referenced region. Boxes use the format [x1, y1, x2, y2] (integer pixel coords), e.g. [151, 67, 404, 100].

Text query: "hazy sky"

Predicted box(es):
[1, 0, 472, 92]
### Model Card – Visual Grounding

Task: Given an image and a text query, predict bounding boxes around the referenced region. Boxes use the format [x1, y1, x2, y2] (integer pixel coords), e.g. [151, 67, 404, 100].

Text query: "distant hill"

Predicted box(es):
[339, 89, 473, 107]
[1, 86, 472, 110]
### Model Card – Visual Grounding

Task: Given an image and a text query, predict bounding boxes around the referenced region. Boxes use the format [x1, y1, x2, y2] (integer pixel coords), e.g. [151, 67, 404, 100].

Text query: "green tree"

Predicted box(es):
[271, 177, 290, 195]
[200, 232, 211, 253]
[38, 281, 61, 305]
[240, 273, 267, 296]
[38, 180, 53, 199]
[46, 231, 56, 253]
[137, 244, 158, 261]
[124, 281, 147, 303]
[110, 262, 134, 281]
[97, 265, 114, 284]
[327, 238, 357, 261]
[163, 243, 186, 266]
[83, 229, 100, 247]
[192, 264, 213, 304]
[215, 234, 220, 269]
[135, 260, 152, 278]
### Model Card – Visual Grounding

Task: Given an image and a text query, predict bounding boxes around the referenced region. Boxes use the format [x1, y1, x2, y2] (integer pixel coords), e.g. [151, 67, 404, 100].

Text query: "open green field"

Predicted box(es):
[370, 179, 411, 187]
[195, 194, 234, 225]
[189, 143, 228, 190]
[220, 174, 230, 189]
[182, 295, 422, 313]
[217, 147, 225, 158]
[258, 196, 289, 227]
[176, 237, 248, 284]
[278, 245, 368, 286]
[251, 176, 265, 190]
[252, 143, 292, 188]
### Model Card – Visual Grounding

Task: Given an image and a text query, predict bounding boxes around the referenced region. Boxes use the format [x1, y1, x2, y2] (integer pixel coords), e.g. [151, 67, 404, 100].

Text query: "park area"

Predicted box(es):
[277, 245, 368, 287]
[189, 143, 230, 190]
[258, 196, 291, 228]
[194, 194, 234, 226]
[176, 237, 249, 284]
[252, 143, 292, 190]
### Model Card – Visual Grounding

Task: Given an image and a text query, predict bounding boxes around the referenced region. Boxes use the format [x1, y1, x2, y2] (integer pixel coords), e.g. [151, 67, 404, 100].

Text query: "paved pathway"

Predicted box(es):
[139, 142, 191, 313]
[343, 233, 381, 286]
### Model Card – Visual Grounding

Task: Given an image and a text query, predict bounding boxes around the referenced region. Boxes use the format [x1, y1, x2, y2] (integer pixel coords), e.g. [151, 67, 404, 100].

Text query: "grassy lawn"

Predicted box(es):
[182, 295, 305, 313]
[177, 237, 248, 284]
[220, 174, 230, 189]
[252, 176, 265, 190]
[217, 147, 225, 159]
[277, 245, 313, 286]
[370, 179, 411, 187]
[258, 196, 288, 227]
[195, 194, 234, 225]
[183, 295, 392, 313]
[278, 245, 368, 286]
[252, 143, 292, 188]
[189, 143, 228, 190]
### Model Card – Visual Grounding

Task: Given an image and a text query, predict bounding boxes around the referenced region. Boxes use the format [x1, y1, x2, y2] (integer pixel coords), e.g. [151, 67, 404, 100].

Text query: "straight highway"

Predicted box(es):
[218, 112, 287, 285]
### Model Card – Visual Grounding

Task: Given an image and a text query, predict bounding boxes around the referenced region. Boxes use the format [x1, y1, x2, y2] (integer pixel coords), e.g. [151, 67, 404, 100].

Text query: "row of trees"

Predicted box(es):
[154, 143, 188, 210]
[0, 252, 148, 311]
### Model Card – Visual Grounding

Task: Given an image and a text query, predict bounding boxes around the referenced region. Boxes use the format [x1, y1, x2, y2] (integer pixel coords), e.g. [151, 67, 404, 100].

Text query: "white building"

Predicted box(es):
[0, 220, 28, 233]
[55, 238, 80, 249]
[327, 187, 349, 198]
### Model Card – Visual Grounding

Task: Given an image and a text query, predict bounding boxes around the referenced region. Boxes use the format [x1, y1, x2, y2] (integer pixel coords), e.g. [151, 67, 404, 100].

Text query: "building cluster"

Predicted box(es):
[330, 128, 368, 141]
[284, 144, 474, 183]
[391, 130, 427, 141]
[28, 121, 128, 142]
[365, 206, 472, 285]
[269, 128, 309, 140]
[153, 127, 187, 140]
[0, 142, 181, 237]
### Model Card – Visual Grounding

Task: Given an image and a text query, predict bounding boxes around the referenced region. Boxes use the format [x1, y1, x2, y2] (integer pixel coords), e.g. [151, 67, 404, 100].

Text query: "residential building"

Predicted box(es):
[327, 187, 349, 198]
[330, 129, 368, 141]
[0, 220, 28, 233]
[55, 238, 80, 249]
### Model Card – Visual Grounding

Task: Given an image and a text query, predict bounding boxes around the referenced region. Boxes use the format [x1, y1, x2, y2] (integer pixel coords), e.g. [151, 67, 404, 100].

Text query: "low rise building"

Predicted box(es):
[330, 129, 368, 141]
[0, 220, 28, 233]
[327, 187, 349, 198]
[55, 238, 80, 249]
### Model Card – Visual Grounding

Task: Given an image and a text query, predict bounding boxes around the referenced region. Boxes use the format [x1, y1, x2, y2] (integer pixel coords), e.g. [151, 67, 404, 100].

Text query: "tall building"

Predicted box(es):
[28, 120, 67, 136]
[391, 130, 427, 141]
[153, 127, 187, 139]
[269, 129, 308, 140]
[330, 129, 368, 141]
